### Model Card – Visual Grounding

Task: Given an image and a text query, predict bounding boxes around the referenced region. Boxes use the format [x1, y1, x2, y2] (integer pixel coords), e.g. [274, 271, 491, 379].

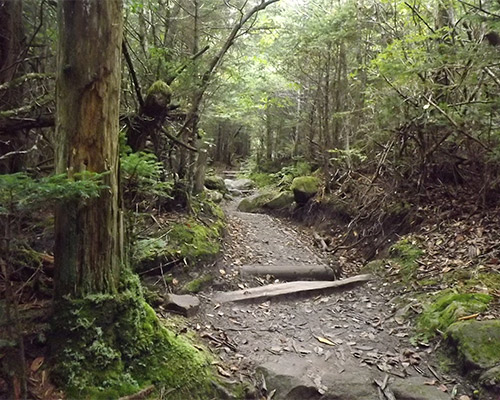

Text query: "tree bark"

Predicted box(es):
[0, 0, 25, 172]
[54, 0, 123, 297]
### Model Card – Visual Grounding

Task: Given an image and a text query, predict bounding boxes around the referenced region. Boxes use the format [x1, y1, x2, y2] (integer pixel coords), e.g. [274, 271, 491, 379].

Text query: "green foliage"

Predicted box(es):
[121, 151, 173, 204]
[0, 172, 107, 214]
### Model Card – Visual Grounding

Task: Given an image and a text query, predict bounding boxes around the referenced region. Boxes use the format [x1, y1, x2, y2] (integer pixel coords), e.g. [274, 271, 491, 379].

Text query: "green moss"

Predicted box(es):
[204, 175, 227, 193]
[182, 274, 213, 294]
[237, 191, 278, 213]
[167, 219, 222, 262]
[51, 271, 219, 399]
[264, 191, 295, 209]
[248, 172, 277, 188]
[415, 290, 492, 343]
[290, 176, 320, 194]
[446, 320, 500, 371]
[146, 80, 172, 98]
[389, 238, 423, 282]
[132, 197, 225, 270]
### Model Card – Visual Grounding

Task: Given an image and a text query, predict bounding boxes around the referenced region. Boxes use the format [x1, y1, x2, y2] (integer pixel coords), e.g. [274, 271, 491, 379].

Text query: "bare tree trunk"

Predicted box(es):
[54, 0, 123, 297]
[0, 0, 25, 172]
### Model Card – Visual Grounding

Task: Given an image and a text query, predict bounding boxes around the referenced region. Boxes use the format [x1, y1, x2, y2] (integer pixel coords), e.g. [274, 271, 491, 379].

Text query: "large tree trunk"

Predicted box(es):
[54, 0, 123, 297]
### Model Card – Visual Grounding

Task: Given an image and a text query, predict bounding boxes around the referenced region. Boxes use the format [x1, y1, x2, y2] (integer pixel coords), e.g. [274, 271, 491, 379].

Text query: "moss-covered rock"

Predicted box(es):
[290, 176, 320, 205]
[264, 191, 295, 210]
[416, 291, 492, 342]
[445, 320, 500, 371]
[51, 272, 219, 399]
[237, 192, 277, 213]
[204, 175, 227, 193]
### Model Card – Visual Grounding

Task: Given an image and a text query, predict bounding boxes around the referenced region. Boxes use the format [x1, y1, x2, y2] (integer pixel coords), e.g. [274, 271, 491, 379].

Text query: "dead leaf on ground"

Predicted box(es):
[315, 336, 336, 346]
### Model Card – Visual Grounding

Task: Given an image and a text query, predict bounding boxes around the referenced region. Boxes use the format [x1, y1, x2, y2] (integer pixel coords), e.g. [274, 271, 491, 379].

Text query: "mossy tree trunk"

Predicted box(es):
[54, 0, 123, 297]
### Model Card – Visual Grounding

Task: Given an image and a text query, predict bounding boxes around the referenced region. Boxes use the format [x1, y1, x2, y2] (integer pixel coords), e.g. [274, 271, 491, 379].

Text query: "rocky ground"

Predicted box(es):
[188, 188, 490, 400]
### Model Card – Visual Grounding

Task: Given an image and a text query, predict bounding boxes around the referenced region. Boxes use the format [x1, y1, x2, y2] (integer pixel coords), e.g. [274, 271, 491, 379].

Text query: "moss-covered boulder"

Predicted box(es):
[264, 191, 295, 210]
[416, 291, 492, 342]
[290, 176, 320, 205]
[204, 175, 227, 193]
[446, 320, 500, 371]
[237, 192, 276, 213]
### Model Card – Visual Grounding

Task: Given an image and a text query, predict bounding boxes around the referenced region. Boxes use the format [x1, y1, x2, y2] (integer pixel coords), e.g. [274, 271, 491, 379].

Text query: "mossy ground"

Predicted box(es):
[389, 238, 423, 282]
[415, 291, 492, 343]
[51, 272, 220, 399]
[182, 274, 213, 293]
[132, 196, 225, 271]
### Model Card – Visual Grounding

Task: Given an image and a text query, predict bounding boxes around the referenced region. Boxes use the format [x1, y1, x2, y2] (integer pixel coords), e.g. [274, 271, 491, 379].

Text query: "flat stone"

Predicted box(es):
[391, 376, 451, 400]
[257, 354, 452, 400]
[164, 294, 200, 317]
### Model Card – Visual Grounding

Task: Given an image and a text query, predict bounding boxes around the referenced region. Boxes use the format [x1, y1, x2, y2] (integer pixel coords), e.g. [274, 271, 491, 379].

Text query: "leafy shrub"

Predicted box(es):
[120, 152, 173, 208]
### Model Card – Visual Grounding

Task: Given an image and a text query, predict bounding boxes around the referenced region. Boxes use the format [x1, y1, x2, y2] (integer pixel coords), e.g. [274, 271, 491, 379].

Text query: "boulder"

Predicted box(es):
[290, 176, 320, 205]
[164, 294, 200, 317]
[205, 189, 223, 203]
[264, 191, 295, 210]
[237, 192, 276, 213]
[224, 178, 254, 191]
[204, 175, 227, 192]
[446, 320, 500, 371]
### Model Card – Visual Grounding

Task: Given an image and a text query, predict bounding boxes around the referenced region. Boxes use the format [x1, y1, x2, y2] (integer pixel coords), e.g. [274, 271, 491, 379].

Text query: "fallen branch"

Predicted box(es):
[239, 264, 338, 280]
[213, 274, 372, 303]
[313, 232, 328, 251]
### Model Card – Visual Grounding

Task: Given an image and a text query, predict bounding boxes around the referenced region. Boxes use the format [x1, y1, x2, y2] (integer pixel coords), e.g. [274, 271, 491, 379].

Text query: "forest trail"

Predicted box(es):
[191, 182, 479, 400]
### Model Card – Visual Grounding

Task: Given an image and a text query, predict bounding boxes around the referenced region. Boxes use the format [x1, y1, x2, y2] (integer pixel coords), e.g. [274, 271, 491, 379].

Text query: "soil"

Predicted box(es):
[190, 185, 493, 400]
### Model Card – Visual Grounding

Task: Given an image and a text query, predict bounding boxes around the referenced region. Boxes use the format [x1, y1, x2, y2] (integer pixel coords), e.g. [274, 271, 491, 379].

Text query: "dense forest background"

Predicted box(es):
[1, 0, 500, 398]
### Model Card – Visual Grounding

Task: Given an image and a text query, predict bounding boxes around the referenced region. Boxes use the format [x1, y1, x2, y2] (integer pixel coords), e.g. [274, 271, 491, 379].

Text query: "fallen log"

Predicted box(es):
[239, 264, 337, 280]
[213, 274, 372, 303]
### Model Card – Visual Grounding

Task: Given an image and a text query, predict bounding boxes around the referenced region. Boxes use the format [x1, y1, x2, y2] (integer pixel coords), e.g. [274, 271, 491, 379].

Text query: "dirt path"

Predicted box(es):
[192, 193, 480, 399]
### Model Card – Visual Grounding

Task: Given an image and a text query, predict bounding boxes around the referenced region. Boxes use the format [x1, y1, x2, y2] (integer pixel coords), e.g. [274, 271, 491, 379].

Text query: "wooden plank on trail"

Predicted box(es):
[213, 274, 372, 303]
[239, 264, 337, 280]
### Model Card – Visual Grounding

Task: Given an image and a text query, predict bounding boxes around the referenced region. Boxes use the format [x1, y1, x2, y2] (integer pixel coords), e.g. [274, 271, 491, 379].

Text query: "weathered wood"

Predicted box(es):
[239, 264, 337, 280]
[213, 274, 372, 303]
